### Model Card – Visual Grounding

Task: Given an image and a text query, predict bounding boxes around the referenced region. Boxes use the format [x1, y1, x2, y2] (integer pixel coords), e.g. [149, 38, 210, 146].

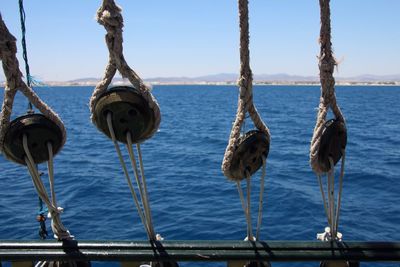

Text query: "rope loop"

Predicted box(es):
[222, 0, 270, 180]
[310, 0, 345, 174]
[0, 14, 66, 153]
[90, 0, 161, 140]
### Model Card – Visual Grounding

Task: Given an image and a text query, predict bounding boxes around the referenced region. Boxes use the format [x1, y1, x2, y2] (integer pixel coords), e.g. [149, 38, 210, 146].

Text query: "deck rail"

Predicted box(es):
[0, 240, 400, 262]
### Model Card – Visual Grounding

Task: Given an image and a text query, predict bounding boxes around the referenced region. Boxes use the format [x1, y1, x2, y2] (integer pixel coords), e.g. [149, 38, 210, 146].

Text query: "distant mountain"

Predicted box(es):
[337, 74, 400, 82]
[144, 73, 320, 83]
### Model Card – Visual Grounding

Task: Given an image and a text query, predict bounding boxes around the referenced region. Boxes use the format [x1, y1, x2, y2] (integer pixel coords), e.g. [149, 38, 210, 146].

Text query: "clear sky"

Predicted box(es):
[0, 0, 399, 81]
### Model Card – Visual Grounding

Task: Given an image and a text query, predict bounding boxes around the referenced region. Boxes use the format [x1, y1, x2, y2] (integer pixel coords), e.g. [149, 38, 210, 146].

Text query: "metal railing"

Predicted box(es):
[0, 240, 399, 263]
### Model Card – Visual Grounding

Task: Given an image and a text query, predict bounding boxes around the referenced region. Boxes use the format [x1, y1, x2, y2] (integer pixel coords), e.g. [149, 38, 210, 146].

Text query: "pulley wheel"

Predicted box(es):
[3, 114, 64, 165]
[228, 130, 270, 181]
[93, 86, 156, 144]
[317, 119, 347, 173]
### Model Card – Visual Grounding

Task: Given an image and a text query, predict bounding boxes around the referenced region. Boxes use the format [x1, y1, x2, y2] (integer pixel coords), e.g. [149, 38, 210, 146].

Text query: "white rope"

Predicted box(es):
[106, 112, 153, 240]
[246, 173, 254, 241]
[255, 156, 266, 240]
[136, 143, 155, 238]
[317, 153, 347, 241]
[22, 135, 72, 240]
[236, 181, 249, 238]
[317, 174, 330, 227]
[334, 149, 346, 236]
[126, 131, 155, 239]
[328, 157, 336, 238]
[47, 143, 57, 208]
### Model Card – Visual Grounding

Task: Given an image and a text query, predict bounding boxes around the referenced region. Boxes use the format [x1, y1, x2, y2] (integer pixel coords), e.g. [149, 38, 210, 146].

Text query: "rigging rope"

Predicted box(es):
[312, 0, 347, 243]
[18, 0, 33, 113]
[89, 0, 160, 140]
[90, 0, 162, 242]
[310, 0, 345, 174]
[23, 137, 73, 240]
[0, 13, 66, 153]
[0, 12, 72, 244]
[106, 113, 156, 240]
[18, 0, 32, 90]
[221, 0, 270, 180]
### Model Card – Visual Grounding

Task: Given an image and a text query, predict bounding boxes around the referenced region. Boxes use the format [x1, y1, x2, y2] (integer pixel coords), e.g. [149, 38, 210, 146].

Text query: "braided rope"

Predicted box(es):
[222, 0, 270, 179]
[89, 0, 161, 139]
[0, 13, 66, 153]
[310, 0, 345, 174]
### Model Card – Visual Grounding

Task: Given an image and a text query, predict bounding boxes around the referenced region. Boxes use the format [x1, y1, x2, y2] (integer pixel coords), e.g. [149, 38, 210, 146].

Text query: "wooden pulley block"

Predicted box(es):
[3, 113, 63, 165]
[229, 130, 270, 181]
[93, 86, 156, 144]
[317, 119, 347, 173]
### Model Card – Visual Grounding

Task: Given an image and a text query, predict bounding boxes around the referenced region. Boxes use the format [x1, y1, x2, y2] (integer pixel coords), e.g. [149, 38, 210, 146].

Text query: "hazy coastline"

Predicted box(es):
[1, 73, 400, 87]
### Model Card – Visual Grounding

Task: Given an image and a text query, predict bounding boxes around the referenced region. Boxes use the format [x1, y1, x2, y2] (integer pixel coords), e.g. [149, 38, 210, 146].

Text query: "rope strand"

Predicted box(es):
[126, 132, 156, 239]
[106, 113, 153, 240]
[23, 135, 72, 240]
[18, 0, 33, 111]
[256, 156, 266, 240]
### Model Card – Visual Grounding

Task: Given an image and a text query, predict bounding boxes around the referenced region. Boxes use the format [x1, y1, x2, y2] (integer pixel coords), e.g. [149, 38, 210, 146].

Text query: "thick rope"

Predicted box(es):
[310, 0, 345, 174]
[0, 13, 66, 153]
[222, 0, 270, 180]
[89, 0, 161, 141]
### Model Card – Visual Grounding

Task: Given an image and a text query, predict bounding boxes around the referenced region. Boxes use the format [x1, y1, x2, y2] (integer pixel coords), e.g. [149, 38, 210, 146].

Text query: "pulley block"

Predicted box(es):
[317, 119, 347, 173]
[93, 86, 156, 144]
[228, 130, 270, 181]
[3, 113, 64, 165]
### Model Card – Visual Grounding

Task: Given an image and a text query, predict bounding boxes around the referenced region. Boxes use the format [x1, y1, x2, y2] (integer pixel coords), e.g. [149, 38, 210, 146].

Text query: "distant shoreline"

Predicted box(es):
[0, 79, 400, 87]
[1, 81, 399, 87]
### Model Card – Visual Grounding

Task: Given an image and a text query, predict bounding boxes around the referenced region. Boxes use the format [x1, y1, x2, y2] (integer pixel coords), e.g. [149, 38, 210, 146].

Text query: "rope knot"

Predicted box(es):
[53, 229, 74, 241]
[96, 1, 123, 29]
[317, 227, 343, 242]
[156, 234, 164, 241]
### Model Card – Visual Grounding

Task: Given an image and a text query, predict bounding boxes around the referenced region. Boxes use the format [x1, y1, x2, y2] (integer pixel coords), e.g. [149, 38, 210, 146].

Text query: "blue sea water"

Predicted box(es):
[0, 85, 399, 266]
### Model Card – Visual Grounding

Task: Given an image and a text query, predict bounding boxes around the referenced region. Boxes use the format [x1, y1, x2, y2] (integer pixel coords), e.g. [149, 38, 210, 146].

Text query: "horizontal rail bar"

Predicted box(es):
[0, 240, 399, 262]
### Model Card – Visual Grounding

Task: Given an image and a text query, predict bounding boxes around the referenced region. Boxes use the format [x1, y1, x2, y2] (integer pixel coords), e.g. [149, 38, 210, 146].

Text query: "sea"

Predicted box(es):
[0, 85, 399, 267]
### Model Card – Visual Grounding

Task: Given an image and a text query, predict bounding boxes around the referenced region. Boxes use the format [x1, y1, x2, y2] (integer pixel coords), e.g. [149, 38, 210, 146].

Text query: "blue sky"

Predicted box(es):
[0, 0, 399, 81]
